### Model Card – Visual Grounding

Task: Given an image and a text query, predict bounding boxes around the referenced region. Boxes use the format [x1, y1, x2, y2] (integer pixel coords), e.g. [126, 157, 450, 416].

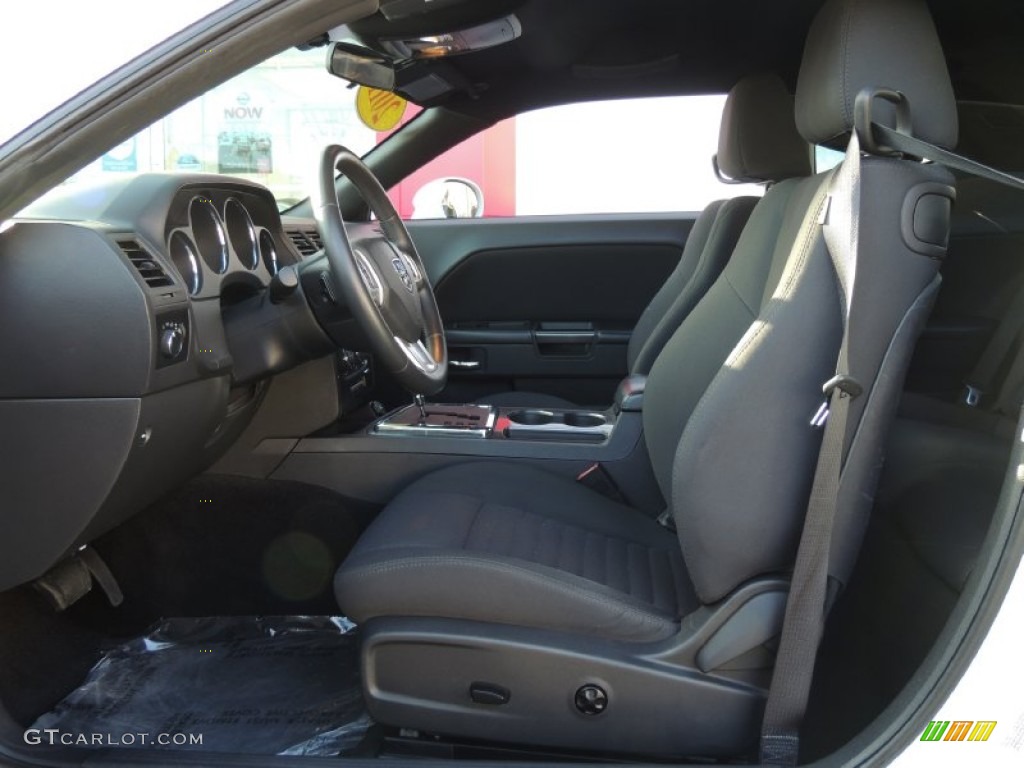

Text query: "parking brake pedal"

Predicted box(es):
[32, 547, 124, 611]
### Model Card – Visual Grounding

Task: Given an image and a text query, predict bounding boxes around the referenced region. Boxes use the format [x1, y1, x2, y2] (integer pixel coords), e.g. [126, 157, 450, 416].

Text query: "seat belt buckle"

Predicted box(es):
[823, 374, 864, 400]
[963, 384, 982, 408]
[576, 463, 626, 504]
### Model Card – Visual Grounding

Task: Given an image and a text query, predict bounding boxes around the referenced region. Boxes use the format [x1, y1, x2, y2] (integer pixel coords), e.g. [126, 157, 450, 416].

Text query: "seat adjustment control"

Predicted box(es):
[575, 684, 608, 716]
[469, 682, 510, 706]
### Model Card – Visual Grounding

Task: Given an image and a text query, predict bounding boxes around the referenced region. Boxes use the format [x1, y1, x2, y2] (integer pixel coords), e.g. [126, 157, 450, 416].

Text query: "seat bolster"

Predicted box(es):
[335, 549, 680, 642]
[631, 197, 758, 376]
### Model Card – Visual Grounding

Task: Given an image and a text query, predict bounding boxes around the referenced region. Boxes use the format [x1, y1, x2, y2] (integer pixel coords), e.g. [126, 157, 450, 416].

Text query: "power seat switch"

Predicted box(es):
[575, 684, 608, 716]
[469, 682, 510, 706]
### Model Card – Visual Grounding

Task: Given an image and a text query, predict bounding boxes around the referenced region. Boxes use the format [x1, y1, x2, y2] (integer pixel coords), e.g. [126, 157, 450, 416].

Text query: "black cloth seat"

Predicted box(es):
[335, 461, 696, 643]
[478, 73, 808, 410]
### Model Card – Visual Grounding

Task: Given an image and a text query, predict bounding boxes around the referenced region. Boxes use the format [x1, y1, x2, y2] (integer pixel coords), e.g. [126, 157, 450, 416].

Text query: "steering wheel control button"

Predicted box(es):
[575, 685, 608, 716]
[400, 253, 422, 285]
[353, 250, 385, 306]
[469, 682, 510, 706]
[390, 256, 416, 293]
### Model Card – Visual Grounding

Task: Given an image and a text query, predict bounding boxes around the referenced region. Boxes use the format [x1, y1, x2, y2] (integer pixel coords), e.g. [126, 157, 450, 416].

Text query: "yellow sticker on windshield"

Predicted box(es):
[356, 87, 408, 132]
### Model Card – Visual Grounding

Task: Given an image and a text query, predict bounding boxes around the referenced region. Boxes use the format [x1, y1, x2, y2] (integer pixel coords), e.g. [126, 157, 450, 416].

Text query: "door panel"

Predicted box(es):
[405, 214, 696, 405]
[906, 205, 1024, 399]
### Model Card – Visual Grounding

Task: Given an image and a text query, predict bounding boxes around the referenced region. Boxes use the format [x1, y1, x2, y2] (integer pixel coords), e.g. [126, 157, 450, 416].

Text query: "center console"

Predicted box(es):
[373, 402, 613, 443]
[274, 375, 663, 512]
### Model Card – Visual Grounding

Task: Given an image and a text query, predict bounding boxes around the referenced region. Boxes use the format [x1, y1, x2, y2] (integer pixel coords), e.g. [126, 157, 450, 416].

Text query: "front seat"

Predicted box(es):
[335, 0, 957, 757]
[477, 73, 810, 410]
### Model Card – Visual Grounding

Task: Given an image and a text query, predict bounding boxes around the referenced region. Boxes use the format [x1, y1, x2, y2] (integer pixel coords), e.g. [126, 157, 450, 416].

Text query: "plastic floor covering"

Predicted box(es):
[32, 616, 372, 755]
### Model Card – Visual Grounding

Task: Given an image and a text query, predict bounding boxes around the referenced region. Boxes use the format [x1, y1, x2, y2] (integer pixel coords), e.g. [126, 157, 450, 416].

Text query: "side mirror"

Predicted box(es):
[412, 177, 485, 219]
[327, 42, 395, 91]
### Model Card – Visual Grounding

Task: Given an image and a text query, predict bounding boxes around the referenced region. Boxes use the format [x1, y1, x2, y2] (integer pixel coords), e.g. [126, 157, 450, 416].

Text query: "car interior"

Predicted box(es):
[2, 0, 1024, 765]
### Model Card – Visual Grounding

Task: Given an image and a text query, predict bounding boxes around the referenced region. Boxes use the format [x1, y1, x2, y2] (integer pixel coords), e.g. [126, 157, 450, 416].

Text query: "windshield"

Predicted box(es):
[0, 0, 233, 148]
[59, 47, 392, 210]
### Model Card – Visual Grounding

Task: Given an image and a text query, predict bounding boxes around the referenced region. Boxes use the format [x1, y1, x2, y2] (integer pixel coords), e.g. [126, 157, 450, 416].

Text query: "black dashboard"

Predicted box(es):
[0, 174, 333, 591]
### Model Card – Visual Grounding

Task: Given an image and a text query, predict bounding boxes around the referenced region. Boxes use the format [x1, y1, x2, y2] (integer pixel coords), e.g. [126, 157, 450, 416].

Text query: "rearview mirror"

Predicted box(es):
[327, 42, 395, 91]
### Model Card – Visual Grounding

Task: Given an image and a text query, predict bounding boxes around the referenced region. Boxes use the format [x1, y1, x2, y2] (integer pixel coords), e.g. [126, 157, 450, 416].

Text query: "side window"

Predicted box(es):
[388, 95, 764, 219]
[815, 145, 845, 173]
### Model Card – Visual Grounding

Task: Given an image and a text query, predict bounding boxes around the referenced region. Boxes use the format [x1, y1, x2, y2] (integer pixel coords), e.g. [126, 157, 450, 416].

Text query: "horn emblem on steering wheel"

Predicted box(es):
[391, 257, 416, 293]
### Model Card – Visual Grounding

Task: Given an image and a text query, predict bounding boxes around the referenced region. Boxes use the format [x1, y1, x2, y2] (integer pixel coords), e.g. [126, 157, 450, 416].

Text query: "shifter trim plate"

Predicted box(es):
[373, 403, 496, 438]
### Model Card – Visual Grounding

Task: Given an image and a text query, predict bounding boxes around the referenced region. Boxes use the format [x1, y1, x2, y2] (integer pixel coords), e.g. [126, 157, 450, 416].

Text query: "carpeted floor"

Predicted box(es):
[0, 474, 378, 725]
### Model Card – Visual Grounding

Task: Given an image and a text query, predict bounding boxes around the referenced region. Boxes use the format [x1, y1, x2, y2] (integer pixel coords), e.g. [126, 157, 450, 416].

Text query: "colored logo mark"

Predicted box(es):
[920, 720, 997, 742]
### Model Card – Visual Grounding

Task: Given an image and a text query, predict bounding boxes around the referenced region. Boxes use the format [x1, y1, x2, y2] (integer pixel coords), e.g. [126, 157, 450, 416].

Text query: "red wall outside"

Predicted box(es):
[379, 106, 516, 218]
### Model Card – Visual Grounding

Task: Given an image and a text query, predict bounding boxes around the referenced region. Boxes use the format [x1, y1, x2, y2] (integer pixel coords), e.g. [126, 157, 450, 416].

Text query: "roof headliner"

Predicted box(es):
[348, 0, 1024, 122]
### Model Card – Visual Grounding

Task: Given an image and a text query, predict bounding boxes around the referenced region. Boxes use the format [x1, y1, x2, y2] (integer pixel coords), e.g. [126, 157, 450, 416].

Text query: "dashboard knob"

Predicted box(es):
[159, 326, 186, 359]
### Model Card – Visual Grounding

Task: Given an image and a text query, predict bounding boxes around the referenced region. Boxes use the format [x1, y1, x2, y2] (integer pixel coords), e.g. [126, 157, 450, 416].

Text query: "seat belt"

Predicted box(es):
[760, 88, 1024, 767]
[759, 127, 865, 768]
[963, 279, 1024, 407]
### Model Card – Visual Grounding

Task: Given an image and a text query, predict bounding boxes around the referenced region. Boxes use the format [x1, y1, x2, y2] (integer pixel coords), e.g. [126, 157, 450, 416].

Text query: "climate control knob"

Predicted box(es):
[159, 324, 186, 359]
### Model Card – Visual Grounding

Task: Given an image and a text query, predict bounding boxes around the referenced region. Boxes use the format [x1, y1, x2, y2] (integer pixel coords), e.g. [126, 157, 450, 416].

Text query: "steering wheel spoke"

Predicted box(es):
[396, 336, 440, 375]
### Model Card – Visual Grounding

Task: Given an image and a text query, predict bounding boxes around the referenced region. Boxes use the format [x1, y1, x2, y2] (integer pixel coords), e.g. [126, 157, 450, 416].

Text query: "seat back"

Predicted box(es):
[627, 74, 811, 376]
[644, 0, 958, 604]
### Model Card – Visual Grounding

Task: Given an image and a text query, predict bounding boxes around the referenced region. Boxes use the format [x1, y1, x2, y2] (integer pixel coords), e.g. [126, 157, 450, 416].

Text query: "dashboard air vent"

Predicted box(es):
[286, 228, 324, 257]
[117, 239, 175, 289]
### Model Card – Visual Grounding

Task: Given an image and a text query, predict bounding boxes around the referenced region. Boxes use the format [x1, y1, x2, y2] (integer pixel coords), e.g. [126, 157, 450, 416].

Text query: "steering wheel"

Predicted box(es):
[314, 145, 447, 395]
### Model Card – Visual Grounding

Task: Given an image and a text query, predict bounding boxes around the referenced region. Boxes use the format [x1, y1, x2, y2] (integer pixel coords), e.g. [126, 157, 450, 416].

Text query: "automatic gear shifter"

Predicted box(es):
[414, 393, 428, 423]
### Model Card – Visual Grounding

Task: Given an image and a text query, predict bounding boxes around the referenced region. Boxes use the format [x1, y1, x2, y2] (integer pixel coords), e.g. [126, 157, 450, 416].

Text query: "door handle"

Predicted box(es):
[450, 359, 482, 369]
[534, 331, 596, 345]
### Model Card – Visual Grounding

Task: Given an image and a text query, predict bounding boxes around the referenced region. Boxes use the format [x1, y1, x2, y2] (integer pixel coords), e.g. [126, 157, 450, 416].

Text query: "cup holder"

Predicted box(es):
[507, 409, 555, 426]
[563, 412, 606, 428]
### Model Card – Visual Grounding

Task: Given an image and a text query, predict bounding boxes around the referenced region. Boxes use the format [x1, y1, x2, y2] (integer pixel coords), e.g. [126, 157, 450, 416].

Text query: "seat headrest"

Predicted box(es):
[716, 73, 812, 184]
[795, 0, 958, 149]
